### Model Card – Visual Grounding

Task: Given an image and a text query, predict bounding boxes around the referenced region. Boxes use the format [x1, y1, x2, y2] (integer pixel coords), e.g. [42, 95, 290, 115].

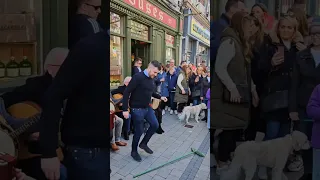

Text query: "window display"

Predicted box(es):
[110, 35, 123, 87]
[166, 47, 175, 62]
[110, 12, 121, 34]
[110, 12, 123, 87]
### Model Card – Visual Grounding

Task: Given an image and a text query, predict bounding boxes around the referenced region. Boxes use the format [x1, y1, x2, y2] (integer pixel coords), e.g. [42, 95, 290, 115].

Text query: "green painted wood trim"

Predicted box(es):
[42, 0, 51, 61]
[124, 16, 132, 78]
[42, 0, 68, 59]
[111, 0, 180, 33]
[56, 0, 68, 47]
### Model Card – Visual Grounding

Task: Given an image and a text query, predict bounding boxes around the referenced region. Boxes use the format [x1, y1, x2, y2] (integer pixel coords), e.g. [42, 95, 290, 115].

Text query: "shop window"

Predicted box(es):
[166, 47, 175, 62]
[0, 1, 41, 89]
[110, 35, 123, 87]
[110, 12, 124, 87]
[110, 12, 121, 34]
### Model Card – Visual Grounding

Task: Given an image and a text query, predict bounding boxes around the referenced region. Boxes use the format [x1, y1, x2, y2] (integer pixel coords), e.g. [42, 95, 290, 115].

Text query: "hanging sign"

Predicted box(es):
[123, 0, 177, 29]
[131, 21, 149, 41]
[190, 17, 210, 45]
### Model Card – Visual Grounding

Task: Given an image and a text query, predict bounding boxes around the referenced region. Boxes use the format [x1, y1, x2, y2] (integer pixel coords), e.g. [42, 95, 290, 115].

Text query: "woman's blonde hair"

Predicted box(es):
[230, 12, 254, 61]
[250, 14, 264, 46]
[182, 65, 192, 79]
[288, 8, 309, 36]
[276, 15, 299, 40]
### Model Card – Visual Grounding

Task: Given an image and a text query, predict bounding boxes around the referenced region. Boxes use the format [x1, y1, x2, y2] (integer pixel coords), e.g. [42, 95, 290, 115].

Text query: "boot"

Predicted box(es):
[156, 123, 164, 134]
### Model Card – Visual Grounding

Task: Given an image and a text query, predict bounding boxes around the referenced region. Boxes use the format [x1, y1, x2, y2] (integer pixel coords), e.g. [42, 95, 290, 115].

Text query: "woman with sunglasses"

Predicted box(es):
[290, 19, 320, 177]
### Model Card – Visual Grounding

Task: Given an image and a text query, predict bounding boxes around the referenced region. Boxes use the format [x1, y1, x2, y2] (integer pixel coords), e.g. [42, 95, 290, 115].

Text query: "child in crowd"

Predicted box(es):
[307, 84, 320, 179]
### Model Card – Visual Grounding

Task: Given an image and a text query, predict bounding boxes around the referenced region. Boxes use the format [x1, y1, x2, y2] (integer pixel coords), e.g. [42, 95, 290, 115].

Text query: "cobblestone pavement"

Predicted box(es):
[110, 113, 210, 180]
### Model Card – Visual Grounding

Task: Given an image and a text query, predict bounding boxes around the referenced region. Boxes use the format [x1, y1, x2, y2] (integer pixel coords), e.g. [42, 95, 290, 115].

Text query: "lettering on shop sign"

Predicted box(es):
[190, 18, 209, 45]
[131, 21, 149, 41]
[0, 25, 26, 31]
[123, 0, 177, 29]
[165, 34, 174, 46]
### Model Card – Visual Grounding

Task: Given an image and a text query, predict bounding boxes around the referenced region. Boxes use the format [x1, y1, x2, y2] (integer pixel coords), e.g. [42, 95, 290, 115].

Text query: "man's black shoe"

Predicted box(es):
[131, 151, 142, 162]
[156, 128, 163, 134]
[139, 144, 153, 154]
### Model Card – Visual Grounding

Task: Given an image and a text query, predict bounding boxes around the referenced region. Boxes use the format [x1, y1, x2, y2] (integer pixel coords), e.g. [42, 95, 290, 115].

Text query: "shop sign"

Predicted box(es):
[190, 18, 209, 45]
[131, 20, 149, 41]
[123, 0, 177, 29]
[165, 34, 174, 46]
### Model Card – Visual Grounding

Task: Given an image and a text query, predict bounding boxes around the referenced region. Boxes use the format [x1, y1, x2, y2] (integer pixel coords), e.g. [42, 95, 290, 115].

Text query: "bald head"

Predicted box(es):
[123, 77, 132, 86]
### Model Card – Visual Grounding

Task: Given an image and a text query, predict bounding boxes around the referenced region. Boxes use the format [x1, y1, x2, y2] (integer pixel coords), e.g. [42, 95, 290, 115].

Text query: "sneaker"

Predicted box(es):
[287, 154, 304, 172]
[131, 151, 142, 162]
[139, 144, 153, 154]
[170, 110, 173, 115]
[165, 106, 168, 111]
[162, 110, 165, 115]
[167, 107, 171, 112]
[174, 110, 178, 115]
[257, 166, 268, 179]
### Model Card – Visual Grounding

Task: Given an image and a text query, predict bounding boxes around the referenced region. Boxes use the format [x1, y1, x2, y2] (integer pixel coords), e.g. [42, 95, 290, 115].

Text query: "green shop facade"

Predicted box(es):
[110, 0, 183, 83]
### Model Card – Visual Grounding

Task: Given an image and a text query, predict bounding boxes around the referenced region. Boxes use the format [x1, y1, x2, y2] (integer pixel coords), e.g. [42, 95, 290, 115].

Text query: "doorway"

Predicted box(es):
[131, 39, 150, 70]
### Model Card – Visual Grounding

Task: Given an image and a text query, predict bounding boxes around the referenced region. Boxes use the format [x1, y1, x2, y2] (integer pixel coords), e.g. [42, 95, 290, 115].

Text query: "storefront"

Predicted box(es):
[0, 0, 68, 92]
[181, 9, 210, 66]
[110, 0, 183, 85]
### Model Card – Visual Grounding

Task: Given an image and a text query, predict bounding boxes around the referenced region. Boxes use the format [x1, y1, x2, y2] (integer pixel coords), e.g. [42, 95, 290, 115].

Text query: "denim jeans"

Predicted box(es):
[60, 164, 67, 180]
[193, 97, 201, 106]
[313, 149, 320, 180]
[131, 107, 159, 152]
[169, 92, 177, 110]
[265, 120, 290, 140]
[63, 146, 110, 180]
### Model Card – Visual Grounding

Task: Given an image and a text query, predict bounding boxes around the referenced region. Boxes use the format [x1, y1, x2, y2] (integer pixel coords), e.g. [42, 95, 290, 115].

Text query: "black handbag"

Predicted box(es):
[223, 84, 250, 103]
[191, 90, 201, 97]
[261, 90, 288, 113]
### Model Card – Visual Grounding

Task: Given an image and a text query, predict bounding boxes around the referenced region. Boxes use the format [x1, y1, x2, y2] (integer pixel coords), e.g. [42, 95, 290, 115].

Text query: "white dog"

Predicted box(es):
[179, 103, 207, 124]
[220, 131, 310, 180]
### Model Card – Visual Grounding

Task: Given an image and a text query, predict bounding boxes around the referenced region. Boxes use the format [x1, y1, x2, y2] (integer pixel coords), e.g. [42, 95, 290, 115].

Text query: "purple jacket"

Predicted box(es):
[206, 88, 210, 109]
[307, 84, 320, 148]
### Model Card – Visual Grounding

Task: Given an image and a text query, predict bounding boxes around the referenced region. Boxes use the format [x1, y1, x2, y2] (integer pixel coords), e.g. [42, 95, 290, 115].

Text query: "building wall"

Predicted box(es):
[110, 0, 182, 82]
[181, 1, 210, 66]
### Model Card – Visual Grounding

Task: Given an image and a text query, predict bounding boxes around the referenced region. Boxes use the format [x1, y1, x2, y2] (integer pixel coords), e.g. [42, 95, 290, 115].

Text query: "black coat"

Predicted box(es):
[189, 73, 203, 98]
[290, 47, 320, 112]
[1, 72, 53, 108]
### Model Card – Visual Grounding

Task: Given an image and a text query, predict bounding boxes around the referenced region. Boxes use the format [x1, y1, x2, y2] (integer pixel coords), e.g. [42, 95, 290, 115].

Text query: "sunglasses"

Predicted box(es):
[85, 3, 101, 10]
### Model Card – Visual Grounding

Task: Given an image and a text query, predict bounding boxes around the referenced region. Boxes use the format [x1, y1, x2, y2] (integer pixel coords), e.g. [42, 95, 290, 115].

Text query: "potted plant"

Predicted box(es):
[116, 80, 120, 86]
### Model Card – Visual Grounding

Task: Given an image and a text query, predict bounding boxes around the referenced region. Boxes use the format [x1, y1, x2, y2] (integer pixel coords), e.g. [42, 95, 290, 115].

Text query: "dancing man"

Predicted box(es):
[122, 60, 167, 162]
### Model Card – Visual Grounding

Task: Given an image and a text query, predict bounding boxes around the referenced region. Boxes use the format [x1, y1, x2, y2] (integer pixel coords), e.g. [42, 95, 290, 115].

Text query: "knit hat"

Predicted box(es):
[310, 17, 320, 34]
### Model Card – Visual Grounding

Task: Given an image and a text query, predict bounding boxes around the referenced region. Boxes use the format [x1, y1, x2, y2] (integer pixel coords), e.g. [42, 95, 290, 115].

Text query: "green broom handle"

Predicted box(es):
[133, 151, 194, 178]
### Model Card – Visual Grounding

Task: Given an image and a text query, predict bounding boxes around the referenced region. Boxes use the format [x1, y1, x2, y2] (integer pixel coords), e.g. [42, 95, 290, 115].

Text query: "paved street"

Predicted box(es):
[110, 113, 210, 180]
